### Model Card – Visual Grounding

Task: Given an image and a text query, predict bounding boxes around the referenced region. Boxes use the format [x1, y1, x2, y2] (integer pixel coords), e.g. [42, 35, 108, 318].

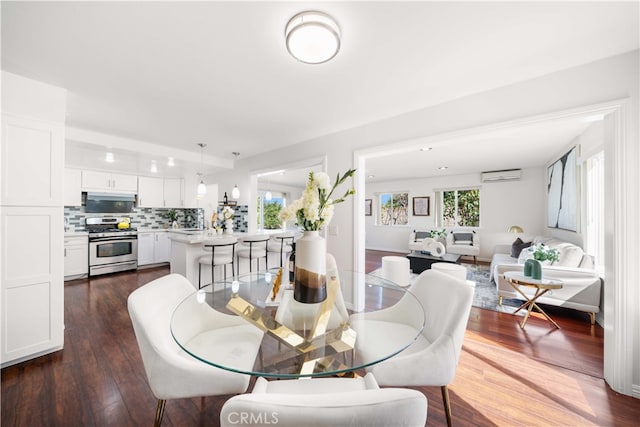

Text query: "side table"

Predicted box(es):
[503, 272, 563, 329]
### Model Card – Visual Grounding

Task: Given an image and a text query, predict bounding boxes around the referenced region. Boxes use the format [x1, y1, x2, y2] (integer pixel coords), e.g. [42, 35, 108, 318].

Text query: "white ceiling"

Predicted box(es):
[2, 1, 638, 181]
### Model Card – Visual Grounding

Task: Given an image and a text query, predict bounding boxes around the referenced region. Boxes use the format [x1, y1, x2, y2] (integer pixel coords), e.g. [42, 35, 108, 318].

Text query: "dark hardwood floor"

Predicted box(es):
[2, 252, 638, 426]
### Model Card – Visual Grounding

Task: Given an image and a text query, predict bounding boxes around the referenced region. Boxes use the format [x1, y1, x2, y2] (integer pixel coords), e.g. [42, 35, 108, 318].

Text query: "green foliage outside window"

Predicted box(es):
[442, 189, 480, 227]
[263, 201, 283, 229]
[380, 192, 408, 225]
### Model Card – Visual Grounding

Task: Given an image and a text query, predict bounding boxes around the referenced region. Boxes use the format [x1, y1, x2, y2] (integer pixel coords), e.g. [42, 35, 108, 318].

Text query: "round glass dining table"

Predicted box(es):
[170, 270, 425, 378]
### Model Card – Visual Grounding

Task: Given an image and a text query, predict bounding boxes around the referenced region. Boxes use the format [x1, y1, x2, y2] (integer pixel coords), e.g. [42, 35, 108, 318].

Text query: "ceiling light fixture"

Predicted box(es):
[196, 143, 207, 199]
[285, 11, 341, 64]
[150, 160, 158, 173]
[438, 166, 448, 171]
[420, 147, 433, 152]
[368, 175, 375, 179]
[167, 157, 175, 167]
[105, 152, 115, 163]
[231, 152, 240, 199]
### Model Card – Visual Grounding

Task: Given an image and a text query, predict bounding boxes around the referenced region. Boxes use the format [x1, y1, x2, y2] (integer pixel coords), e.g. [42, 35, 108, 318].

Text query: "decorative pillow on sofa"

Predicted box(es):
[511, 238, 532, 258]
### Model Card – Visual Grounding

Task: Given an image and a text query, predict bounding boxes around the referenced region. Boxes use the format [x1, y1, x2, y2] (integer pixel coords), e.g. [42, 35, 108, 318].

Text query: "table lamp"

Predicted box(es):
[508, 225, 524, 233]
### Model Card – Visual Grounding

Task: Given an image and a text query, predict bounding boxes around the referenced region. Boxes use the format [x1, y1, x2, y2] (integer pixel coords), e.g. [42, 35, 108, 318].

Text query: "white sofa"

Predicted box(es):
[490, 236, 602, 324]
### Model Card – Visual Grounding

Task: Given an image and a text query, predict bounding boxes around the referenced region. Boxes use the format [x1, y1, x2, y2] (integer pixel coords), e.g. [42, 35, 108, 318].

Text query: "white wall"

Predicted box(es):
[230, 50, 639, 396]
[365, 168, 545, 260]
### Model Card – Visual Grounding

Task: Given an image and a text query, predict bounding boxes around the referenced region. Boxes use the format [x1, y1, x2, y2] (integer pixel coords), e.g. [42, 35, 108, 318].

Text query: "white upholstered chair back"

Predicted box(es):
[220, 373, 427, 427]
[128, 274, 263, 425]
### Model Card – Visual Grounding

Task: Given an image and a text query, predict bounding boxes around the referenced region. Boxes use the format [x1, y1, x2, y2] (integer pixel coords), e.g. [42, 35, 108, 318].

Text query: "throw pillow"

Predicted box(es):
[511, 238, 532, 258]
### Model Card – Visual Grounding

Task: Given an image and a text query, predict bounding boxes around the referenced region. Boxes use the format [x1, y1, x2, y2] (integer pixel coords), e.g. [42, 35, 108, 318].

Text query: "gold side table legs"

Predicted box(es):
[511, 286, 560, 329]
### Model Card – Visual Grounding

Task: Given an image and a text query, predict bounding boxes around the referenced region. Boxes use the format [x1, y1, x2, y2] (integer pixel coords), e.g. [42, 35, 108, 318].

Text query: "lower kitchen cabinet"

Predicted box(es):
[138, 230, 171, 266]
[64, 234, 88, 280]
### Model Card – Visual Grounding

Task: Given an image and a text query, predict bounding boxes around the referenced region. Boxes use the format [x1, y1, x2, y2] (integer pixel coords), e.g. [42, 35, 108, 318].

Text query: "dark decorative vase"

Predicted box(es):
[524, 259, 542, 280]
[293, 231, 327, 303]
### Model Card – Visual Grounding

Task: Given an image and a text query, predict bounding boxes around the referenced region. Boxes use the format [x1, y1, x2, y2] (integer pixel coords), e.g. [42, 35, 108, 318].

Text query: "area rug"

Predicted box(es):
[370, 264, 525, 316]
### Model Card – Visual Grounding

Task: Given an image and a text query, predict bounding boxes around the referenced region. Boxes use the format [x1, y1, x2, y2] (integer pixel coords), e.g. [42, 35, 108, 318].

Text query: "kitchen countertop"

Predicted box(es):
[168, 229, 283, 244]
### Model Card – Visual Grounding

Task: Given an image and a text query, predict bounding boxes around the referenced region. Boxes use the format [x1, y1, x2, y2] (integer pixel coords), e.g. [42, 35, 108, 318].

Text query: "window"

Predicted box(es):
[378, 192, 408, 225]
[437, 188, 480, 227]
[584, 151, 604, 273]
[257, 191, 284, 230]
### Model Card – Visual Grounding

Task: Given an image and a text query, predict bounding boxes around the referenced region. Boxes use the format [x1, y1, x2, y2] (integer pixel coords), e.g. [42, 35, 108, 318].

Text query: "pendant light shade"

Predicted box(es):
[196, 143, 207, 199]
[232, 185, 240, 199]
[265, 191, 272, 201]
[285, 11, 341, 64]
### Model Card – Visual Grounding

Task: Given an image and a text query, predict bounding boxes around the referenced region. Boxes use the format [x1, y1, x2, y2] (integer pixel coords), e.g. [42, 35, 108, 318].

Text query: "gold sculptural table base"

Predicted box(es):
[226, 275, 357, 376]
[504, 273, 563, 330]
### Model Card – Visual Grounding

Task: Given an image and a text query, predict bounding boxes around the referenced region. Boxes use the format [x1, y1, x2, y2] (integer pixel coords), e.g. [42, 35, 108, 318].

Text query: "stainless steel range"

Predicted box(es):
[86, 217, 138, 276]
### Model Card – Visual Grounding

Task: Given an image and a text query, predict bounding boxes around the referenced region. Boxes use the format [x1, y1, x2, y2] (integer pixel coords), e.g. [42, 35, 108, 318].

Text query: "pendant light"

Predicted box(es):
[196, 143, 207, 199]
[264, 175, 272, 201]
[231, 152, 240, 199]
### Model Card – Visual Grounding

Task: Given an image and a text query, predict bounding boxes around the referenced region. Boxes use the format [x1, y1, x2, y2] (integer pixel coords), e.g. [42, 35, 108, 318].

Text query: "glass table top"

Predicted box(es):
[170, 270, 425, 378]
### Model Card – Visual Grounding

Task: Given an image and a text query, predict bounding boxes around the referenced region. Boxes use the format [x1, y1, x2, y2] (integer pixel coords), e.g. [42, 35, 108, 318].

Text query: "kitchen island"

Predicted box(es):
[168, 229, 285, 289]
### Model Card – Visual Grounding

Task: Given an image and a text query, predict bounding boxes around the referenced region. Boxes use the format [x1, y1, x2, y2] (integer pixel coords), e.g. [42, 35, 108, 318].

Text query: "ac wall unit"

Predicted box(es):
[481, 169, 521, 182]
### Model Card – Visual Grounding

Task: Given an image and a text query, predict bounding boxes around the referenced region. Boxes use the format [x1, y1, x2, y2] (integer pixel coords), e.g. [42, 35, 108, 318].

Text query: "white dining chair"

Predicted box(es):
[220, 373, 427, 427]
[267, 231, 295, 268]
[349, 269, 473, 427]
[127, 273, 263, 426]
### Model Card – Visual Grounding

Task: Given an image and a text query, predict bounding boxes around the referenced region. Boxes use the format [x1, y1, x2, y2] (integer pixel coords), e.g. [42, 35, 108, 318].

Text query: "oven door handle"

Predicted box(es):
[89, 236, 138, 243]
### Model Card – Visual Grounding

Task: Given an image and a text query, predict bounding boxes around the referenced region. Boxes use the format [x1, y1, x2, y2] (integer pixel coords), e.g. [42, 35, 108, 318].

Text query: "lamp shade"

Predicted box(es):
[285, 11, 341, 64]
[197, 180, 207, 198]
[508, 225, 524, 233]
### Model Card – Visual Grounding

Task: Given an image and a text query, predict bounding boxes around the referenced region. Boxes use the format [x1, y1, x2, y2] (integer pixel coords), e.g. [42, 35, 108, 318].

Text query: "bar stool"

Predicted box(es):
[198, 236, 237, 289]
[236, 235, 270, 275]
[267, 232, 295, 268]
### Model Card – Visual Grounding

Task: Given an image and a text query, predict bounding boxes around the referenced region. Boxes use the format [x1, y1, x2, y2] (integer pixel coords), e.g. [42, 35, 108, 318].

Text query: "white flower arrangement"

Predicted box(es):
[221, 206, 235, 221]
[279, 169, 356, 231]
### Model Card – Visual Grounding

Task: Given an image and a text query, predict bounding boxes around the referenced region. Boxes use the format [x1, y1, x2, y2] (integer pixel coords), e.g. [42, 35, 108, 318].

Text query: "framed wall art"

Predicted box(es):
[412, 196, 430, 216]
[547, 146, 578, 231]
[364, 199, 372, 216]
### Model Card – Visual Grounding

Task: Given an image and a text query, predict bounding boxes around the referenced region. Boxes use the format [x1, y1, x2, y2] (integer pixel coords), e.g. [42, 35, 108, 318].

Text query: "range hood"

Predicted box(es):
[86, 192, 136, 213]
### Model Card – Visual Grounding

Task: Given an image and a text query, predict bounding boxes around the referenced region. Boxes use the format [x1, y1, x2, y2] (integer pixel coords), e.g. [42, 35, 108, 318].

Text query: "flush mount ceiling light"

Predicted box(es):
[285, 11, 341, 64]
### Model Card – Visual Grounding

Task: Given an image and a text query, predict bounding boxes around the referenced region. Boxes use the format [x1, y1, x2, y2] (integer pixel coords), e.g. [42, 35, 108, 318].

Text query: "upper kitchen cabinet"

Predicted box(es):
[138, 176, 184, 208]
[63, 168, 82, 206]
[1, 114, 65, 206]
[163, 178, 184, 208]
[138, 176, 164, 207]
[81, 170, 137, 193]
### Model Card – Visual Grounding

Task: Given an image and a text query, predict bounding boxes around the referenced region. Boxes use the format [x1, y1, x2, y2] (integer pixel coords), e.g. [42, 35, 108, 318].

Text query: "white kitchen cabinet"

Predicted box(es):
[138, 230, 171, 266]
[138, 176, 165, 207]
[63, 168, 82, 206]
[64, 234, 88, 279]
[138, 177, 184, 208]
[1, 114, 65, 207]
[163, 178, 184, 208]
[82, 170, 137, 193]
[1, 207, 64, 365]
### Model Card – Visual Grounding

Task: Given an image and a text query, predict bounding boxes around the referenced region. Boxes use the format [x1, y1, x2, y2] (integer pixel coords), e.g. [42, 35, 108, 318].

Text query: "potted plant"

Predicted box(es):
[165, 209, 181, 229]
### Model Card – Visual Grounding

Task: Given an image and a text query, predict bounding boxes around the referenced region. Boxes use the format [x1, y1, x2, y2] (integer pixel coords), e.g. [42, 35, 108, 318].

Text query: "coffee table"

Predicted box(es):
[406, 251, 461, 274]
[503, 271, 563, 329]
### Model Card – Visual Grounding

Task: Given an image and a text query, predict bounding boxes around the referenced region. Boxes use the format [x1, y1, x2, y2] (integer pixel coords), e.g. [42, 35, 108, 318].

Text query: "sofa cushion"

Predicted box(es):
[510, 238, 532, 258]
[554, 243, 585, 268]
[453, 232, 474, 244]
[414, 231, 431, 241]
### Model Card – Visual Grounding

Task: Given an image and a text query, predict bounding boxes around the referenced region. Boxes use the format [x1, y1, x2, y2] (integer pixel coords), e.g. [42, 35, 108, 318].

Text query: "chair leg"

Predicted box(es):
[441, 385, 452, 427]
[154, 399, 166, 427]
[198, 264, 202, 289]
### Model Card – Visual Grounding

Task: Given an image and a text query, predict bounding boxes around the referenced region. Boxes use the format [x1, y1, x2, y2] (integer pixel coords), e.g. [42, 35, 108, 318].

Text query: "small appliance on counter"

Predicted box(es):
[86, 217, 138, 276]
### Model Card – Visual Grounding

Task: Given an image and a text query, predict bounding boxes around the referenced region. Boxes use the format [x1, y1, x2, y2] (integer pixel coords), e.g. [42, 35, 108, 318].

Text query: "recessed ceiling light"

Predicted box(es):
[438, 166, 448, 171]
[285, 11, 341, 64]
[105, 152, 114, 163]
[368, 174, 375, 179]
[420, 147, 433, 151]
[167, 157, 175, 167]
